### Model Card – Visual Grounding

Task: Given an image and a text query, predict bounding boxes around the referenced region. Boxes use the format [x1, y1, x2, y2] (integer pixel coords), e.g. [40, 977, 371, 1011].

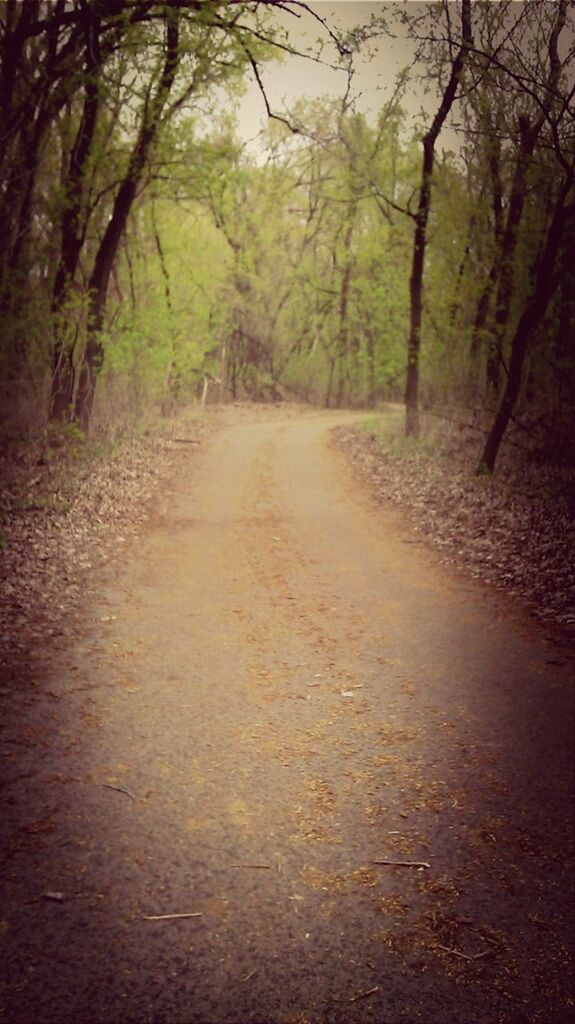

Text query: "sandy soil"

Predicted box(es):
[1, 409, 573, 1023]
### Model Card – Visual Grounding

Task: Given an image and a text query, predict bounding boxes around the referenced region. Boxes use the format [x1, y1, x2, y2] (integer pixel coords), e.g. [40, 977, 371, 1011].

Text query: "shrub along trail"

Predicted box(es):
[1, 407, 573, 1023]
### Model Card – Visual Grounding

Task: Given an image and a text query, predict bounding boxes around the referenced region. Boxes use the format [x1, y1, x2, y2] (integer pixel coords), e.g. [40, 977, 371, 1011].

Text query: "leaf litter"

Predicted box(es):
[334, 419, 575, 634]
[0, 413, 210, 685]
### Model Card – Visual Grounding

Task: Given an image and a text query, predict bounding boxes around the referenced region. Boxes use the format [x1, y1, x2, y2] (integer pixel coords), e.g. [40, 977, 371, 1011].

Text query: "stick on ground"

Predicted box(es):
[102, 783, 136, 801]
[349, 986, 379, 1003]
[143, 912, 203, 921]
[373, 859, 430, 869]
[436, 944, 474, 961]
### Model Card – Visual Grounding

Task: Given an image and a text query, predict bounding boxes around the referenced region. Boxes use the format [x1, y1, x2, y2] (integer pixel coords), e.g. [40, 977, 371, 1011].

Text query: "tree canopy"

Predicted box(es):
[0, 0, 573, 473]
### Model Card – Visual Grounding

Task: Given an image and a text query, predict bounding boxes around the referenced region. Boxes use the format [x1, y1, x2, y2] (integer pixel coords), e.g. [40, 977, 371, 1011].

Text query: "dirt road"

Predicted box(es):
[1, 410, 574, 1023]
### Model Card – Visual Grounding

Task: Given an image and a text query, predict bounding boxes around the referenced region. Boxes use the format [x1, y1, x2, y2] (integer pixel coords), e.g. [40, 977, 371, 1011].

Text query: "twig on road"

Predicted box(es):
[373, 859, 430, 869]
[241, 969, 257, 983]
[436, 944, 474, 961]
[349, 986, 379, 1003]
[102, 783, 136, 801]
[436, 944, 496, 962]
[142, 913, 203, 921]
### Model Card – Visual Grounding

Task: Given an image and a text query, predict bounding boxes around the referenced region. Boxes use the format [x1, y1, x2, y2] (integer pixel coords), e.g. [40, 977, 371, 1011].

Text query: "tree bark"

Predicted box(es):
[49, 3, 102, 422]
[0, 1, 72, 291]
[0, 1, 43, 171]
[483, 0, 567, 393]
[325, 356, 336, 408]
[485, 118, 537, 391]
[335, 217, 354, 407]
[74, 11, 180, 431]
[405, 0, 472, 437]
[478, 192, 574, 474]
[366, 326, 376, 406]
[469, 121, 503, 364]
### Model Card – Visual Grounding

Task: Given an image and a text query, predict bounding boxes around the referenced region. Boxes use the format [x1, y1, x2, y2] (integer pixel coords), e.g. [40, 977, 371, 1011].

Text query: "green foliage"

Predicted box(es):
[357, 409, 435, 460]
[0, 0, 572, 473]
[95, 198, 231, 417]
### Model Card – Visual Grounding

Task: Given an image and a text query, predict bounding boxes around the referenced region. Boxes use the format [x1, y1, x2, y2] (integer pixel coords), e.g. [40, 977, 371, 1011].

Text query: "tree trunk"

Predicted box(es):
[324, 356, 336, 408]
[0, 2, 72, 318]
[469, 259, 498, 362]
[73, 12, 180, 430]
[556, 246, 575, 366]
[49, 4, 102, 422]
[485, 119, 537, 391]
[478, 193, 574, 474]
[405, 140, 430, 438]
[404, 0, 472, 437]
[366, 326, 376, 406]
[483, 0, 567, 393]
[335, 218, 354, 407]
[0, 1, 42, 172]
[218, 339, 228, 401]
[0, 98, 47, 319]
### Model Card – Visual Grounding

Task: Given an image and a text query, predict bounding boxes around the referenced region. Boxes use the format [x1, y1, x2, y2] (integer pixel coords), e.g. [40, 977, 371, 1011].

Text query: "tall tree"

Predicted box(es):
[471, 0, 574, 470]
[73, 7, 182, 429]
[404, 0, 472, 436]
[0, 1, 347, 429]
[484, 0, 569, 394]
[478, 177, 575, 474]
[49, 0, 105, 421]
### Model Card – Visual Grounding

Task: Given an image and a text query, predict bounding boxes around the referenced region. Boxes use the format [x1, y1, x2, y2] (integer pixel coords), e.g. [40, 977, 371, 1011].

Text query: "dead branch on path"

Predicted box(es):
[142, 912, 203, 921]
[373, 859, 430, 869]
[349, 986, 379, 1003]
[102, 783, 136, 801]
[436, 943, 474, 961]
[436, 943, 497, 962]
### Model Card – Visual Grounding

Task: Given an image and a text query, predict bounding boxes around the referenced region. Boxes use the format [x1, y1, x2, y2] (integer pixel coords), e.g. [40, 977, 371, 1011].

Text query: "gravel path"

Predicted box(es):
[1, 409, 573, 1023]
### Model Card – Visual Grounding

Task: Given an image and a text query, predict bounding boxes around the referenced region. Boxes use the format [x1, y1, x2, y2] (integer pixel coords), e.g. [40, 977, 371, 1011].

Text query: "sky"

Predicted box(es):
[236, 1, 430, 144]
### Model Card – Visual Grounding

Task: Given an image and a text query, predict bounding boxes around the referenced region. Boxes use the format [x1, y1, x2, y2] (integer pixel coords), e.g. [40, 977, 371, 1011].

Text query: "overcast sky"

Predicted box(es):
[236, 1, 430, 143]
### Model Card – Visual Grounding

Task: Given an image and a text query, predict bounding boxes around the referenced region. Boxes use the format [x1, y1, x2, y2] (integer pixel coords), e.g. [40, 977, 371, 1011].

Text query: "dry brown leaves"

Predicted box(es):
[334, 420, 575, 633]
[0, 414, 209, 682]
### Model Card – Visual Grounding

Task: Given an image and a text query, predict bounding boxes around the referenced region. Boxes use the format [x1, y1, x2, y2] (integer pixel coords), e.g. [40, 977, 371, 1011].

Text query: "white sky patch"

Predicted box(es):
[235, 1, 434, 146]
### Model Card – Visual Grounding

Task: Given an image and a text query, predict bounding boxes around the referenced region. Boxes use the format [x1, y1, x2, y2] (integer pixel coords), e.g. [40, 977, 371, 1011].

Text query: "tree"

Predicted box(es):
[478, 180, 575, 474]
[404, 0, 472, 437]
[73, 7, 182, 429]
[49, 0, 105, 421]
[482, 0, 570, 395]
[468, 0, 574, 470]
[0, 1, 348, 431]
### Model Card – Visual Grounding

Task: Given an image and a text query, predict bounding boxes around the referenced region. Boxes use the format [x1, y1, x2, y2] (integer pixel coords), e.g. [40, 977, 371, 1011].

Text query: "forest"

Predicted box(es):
[1, 6, 575, 1021]
[0, 0, 574, 476]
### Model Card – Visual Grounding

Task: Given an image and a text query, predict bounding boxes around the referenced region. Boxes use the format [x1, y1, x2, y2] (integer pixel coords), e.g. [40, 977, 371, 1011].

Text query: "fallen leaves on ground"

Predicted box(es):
[0, 414, 209, 682]
[334, 420, 575, 632]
